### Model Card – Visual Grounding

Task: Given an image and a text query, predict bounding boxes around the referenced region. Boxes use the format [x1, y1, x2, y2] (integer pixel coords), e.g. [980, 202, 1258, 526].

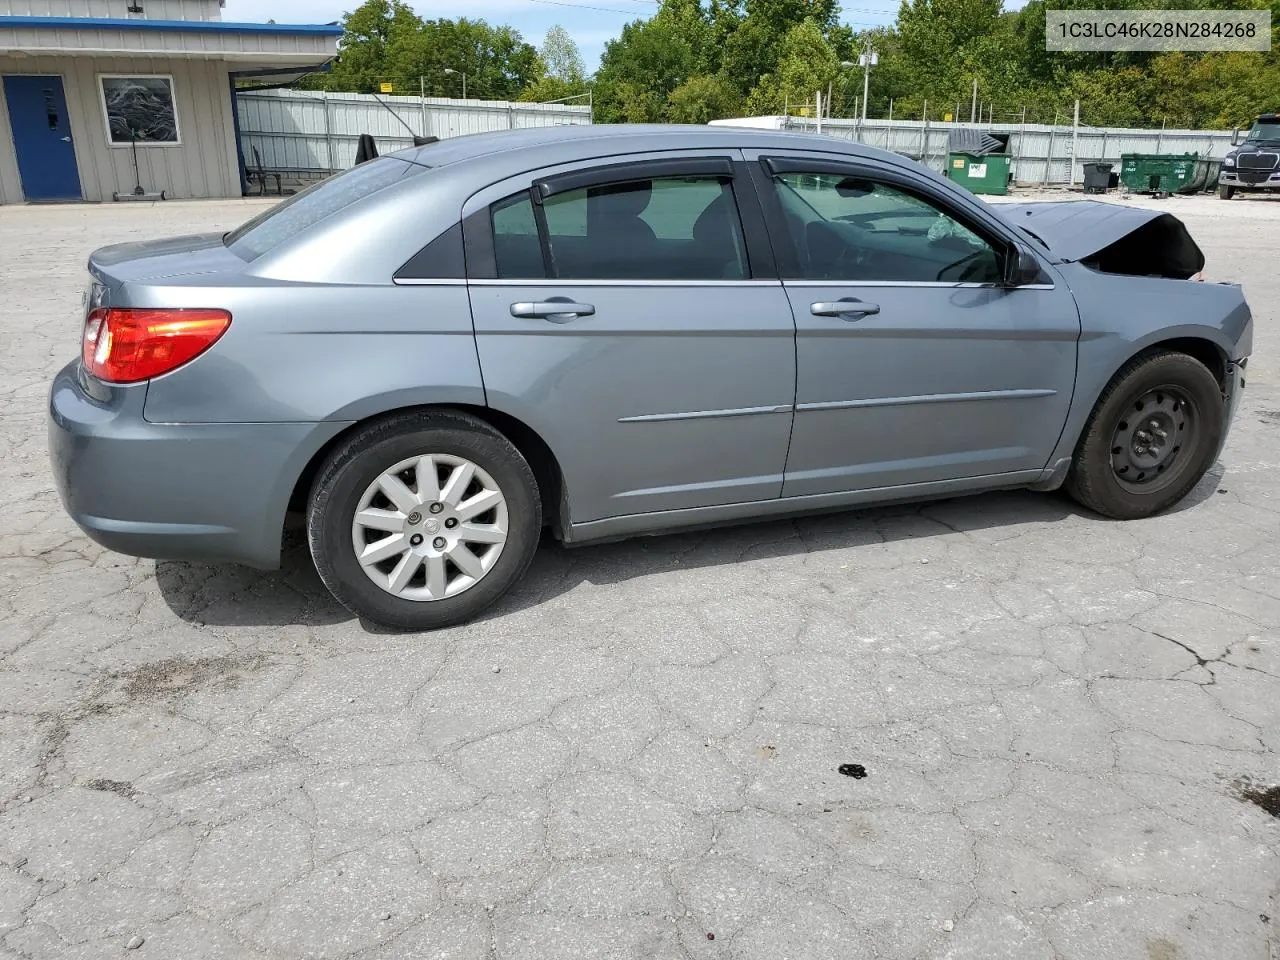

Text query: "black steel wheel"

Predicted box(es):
[1107, 387, 1197, 493]
[1066, 351, 1223, 519]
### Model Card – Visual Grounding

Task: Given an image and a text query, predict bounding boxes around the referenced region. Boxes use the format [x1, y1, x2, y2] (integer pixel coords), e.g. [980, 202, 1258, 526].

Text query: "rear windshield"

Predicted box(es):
[224, 157, 428, 260]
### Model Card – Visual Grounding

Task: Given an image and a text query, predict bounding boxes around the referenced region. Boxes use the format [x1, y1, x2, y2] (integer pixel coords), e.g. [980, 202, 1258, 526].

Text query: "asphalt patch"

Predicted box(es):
[115, 655, 262, 700]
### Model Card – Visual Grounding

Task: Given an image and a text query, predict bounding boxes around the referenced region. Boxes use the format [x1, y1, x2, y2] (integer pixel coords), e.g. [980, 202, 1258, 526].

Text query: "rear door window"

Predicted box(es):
[491, 174, 748, 281]
[225, 157, 428, 261]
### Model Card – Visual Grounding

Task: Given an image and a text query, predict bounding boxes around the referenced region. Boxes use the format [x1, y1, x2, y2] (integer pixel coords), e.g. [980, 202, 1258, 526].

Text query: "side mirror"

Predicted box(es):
[1003, 245, 1041, 287]
[835, 176, 875, 198]
[1231, 127, 1240, 146]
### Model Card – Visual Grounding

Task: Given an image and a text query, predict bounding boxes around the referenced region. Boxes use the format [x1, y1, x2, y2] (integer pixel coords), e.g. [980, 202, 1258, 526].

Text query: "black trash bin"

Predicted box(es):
[1082, 162, 1114, 194]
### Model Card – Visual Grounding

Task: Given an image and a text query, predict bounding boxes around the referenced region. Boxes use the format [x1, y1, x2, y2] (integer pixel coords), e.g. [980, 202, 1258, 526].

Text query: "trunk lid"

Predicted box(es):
[88, 232, 248, 286]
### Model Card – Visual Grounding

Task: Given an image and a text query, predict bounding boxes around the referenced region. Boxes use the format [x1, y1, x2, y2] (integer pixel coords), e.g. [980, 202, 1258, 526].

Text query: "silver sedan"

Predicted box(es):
[49, 126, 1252, 628]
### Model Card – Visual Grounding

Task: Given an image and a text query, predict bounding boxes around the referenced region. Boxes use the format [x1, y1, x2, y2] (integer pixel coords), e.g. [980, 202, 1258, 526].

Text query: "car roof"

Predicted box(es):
[254, 123, 1013, 285]
[393, 123, 881, 169]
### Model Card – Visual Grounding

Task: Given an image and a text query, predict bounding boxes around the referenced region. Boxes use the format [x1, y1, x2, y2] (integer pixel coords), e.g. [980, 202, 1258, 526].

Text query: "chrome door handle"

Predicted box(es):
[60, 136, 72, 142]
[510, 300, 595, 322]
[811, 298, 880, 319]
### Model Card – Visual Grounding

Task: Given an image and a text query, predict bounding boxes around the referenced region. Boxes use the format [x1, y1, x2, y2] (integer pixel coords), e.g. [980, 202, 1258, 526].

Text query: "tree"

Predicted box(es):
[387, 18, 541, 100]
[316, 0, 423, 93]
[611, 82, 667, 123]
[593, 17, 696, 122]
[519, 26, 590, 102]
[590, 0, 852, 122]
[718, 0, 840, 98]
[1006, 0, 1280, 126]
[668, 75, 741, 123]
[1149, 50, 1280, 128]
[895, 0, 1004, 102]
[308, 3, 541, 99]
[655, 0, 717, 75]
[311, 0, 1280, 130]
[747, 0, 839, 36]
[540, 25, 586, 85]
[745, 18, 840, 115]
[719, 18, 775, 98]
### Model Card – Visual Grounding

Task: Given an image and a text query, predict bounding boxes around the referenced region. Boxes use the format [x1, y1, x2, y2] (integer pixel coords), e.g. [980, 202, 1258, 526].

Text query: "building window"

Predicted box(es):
[99, 75, 180, 146]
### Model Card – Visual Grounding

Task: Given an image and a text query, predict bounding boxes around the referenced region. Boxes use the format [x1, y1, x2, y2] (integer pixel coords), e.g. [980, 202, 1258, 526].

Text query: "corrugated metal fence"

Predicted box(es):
[239, 91, 1233, 187]
[777, 116, 1233, 185]
[237, 88, 592, 174]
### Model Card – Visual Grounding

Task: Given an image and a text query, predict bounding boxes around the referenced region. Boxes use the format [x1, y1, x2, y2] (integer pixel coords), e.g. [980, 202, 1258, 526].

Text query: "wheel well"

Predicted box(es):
[287, 404, 566, 535]
[1141, 337, 1229, 391]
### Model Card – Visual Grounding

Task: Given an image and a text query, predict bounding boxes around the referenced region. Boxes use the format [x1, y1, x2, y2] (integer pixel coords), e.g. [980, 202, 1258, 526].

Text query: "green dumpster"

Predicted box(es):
[946, 152, 1011, 196]
[1119, 153, 1200, 196]
[1194, 158, 1219, 192]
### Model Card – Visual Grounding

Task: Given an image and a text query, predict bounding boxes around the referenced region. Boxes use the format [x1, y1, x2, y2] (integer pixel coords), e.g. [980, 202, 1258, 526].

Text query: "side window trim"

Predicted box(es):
[534, 156, 734, 201]
[744, 159, 798, 279]
[462, 206, 497, 280]
[730, 159, 778, 281]
[528, 186, 557, 278]
[394, 221, 466, 281]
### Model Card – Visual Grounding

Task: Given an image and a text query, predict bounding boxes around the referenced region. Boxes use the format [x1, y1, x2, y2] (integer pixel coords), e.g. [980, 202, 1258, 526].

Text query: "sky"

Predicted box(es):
[220, 0, 916, 71]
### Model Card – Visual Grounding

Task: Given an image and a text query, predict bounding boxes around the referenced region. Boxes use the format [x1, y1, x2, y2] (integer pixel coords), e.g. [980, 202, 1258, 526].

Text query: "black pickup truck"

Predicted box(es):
[1219, 113, 1280, 199]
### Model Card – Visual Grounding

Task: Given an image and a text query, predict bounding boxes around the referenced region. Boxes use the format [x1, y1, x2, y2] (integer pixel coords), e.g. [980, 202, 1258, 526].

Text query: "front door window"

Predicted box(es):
[769, 172, 1002, 284]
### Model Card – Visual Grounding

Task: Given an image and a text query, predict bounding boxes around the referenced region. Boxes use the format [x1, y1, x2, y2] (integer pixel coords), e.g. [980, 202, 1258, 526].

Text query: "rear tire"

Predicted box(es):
[1065, 351, 1223, 520]
[307, 411, 541, 630]
[1218, 184, 1235, 200]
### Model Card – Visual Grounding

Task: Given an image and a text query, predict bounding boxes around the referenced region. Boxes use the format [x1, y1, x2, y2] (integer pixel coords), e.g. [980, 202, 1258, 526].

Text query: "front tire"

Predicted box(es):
[1218, 184, 1235, 200]
[307, 411, 541, 630]
[1066, 351, 1223, 520]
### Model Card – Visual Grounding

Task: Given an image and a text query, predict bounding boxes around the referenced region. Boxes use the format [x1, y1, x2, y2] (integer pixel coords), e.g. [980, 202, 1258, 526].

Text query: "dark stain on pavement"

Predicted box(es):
[85, 778, 137, 800]
[1237, 782, 1280, 818]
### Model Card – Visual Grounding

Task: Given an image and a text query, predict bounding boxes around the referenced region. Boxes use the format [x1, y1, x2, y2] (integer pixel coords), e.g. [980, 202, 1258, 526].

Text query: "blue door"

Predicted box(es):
[3, 75, 82, 201]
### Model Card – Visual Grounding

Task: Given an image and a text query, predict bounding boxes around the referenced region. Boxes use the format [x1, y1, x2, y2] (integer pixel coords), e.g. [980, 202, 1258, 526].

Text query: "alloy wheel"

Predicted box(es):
[350, 454, 509, 601]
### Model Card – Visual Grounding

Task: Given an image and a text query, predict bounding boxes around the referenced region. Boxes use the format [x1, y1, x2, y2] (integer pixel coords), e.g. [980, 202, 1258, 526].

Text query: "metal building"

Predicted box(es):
[0, 1, 340, 203]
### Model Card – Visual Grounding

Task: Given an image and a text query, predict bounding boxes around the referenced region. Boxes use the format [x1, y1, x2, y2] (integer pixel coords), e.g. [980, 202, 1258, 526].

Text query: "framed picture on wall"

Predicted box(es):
[99, 75, 181, 146]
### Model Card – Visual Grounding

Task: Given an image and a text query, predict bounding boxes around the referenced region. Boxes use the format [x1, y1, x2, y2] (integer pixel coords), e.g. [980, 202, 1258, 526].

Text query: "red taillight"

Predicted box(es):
[81, 308, 231, 384]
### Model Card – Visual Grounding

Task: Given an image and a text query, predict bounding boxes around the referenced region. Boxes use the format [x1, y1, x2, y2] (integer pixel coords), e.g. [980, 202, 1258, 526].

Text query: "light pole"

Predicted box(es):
[839, 60, 854, 118]
[858, 45, 877, 122]
[444, 68, 467, 100]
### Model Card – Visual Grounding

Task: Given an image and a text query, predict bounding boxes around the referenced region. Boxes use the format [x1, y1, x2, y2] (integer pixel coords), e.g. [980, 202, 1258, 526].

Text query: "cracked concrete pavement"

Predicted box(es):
[1, 193, 1278, 959]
